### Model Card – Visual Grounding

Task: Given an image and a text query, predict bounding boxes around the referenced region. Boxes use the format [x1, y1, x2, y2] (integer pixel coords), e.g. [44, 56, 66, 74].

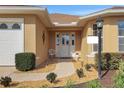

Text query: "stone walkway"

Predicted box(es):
[0, 59, 75, 82]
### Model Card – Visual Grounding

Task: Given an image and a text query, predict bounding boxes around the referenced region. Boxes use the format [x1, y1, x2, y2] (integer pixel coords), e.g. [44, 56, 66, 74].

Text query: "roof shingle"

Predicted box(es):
[49, 13, 80, 24]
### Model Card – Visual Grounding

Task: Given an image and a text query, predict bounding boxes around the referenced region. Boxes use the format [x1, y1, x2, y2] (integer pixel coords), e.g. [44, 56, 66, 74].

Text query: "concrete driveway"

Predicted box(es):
[0, 59, 75, 82]
[0, 67, 16, 76]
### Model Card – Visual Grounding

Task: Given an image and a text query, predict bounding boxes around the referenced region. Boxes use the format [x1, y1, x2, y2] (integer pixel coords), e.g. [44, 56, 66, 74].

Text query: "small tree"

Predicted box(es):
[46, 73, 57, 83]
[104, 53, 111, 69]
[0, 76, 12, 87]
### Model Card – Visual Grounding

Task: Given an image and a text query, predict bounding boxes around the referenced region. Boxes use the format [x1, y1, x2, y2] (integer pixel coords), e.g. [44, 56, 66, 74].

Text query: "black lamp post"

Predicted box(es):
[96, 17, 103, 79]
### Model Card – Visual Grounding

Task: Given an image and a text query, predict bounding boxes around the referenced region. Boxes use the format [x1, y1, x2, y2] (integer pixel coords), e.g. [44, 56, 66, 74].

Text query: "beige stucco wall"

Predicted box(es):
[81, 23, 92, 64]
[76, 31, 81, 51]
[80, 16, 124, 64]
[49, 31, 55, 49]
[36, 16, 49, 66]
[103, 16, 118, 52]
[0, 14, 49, 66]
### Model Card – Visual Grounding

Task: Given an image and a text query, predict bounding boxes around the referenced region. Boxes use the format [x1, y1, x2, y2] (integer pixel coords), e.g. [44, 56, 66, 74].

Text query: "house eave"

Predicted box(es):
[78, 9, 124, 26]
[0, 6, 53, 27]
[48, 26, 83, 31]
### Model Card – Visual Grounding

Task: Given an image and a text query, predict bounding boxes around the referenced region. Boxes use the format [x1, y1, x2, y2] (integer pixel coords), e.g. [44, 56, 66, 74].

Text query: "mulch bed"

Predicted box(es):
[69, 70, 117, 88]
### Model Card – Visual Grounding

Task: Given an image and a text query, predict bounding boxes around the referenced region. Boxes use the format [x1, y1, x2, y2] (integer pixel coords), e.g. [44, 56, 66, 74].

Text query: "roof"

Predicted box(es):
[1, 6, 124, 27]
[49, 6, 124, 27]
[78, 6, 124, 26]
[110, 6, 124, 9]
[0, 6, 53, 27]
[49, 13, 80, 25]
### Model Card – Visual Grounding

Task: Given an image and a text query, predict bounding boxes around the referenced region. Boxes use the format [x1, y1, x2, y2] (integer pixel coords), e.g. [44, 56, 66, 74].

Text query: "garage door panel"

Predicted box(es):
[0, 43, 22, 51]
[0, 55, 15, 65]
[0, 18, 24, 66]
[0, 51, 21, 54]
[0, 31, 22, 41]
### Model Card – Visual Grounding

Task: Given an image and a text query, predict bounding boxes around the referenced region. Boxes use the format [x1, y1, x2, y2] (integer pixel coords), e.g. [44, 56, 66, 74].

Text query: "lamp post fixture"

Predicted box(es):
[96, 17, 104, 79]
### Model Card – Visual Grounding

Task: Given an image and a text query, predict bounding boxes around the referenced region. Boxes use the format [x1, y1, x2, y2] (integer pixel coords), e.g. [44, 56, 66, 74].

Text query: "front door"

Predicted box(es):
[56, 32, 75, 57]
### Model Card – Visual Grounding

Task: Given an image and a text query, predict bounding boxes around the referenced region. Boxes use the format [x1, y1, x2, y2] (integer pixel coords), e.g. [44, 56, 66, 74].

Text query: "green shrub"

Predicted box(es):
[85, 64, 92, 71]
[46, 72, 57, 83]
[76, 68, 84, 78]
[15, 53, 36, 71]
[113, 62, 124, 88]
[118, 61, 124, 73]
[95, 53, 124, 70]
[0, 76, 12, 87]
[86, 80, 102, 88]
[113, 73, 124, 88]
[64, 79, 75, 88]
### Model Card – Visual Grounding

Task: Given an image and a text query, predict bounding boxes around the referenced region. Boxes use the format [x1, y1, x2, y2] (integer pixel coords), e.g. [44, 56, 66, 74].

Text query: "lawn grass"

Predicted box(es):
[86, 79, 102, 88]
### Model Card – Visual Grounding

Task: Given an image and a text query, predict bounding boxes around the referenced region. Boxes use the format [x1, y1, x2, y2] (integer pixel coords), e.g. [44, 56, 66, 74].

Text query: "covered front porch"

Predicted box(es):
[48, 26, 82, 59]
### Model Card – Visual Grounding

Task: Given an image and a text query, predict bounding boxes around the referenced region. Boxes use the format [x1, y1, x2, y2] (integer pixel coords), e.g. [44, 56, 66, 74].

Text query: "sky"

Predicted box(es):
[42, 5, 121, 16]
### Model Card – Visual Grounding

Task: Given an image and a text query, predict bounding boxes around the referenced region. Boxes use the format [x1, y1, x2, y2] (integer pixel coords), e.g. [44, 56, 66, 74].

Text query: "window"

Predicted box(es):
[0, 22, 21, 30]
[12, 23, 20, 29]
[65, 33, 69, 45]
[92, 24, 103, 52]
[118, 21, 124, 51]
[0, 23, 8, 29]
[62, 36, 65, 45]
[93, 24, 97, 36]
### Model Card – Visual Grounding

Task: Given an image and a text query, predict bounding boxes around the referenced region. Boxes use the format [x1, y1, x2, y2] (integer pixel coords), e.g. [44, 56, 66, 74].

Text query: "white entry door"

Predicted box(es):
[0, 18, 24, 66]
[56, 32, 75, 57]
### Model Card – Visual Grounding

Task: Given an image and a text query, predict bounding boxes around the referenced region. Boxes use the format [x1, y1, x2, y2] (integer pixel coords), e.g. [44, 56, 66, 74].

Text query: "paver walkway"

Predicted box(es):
[0, 59, 75, 82]
[100, 70, 116, 88]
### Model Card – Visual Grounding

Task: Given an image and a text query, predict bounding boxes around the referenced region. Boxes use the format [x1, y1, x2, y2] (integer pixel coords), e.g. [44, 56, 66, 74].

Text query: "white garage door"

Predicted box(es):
[0, 18, 24, 66]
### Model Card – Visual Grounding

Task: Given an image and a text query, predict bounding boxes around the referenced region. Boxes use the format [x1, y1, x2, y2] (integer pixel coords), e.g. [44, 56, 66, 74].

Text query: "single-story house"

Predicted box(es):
[0, 6, 124, 66]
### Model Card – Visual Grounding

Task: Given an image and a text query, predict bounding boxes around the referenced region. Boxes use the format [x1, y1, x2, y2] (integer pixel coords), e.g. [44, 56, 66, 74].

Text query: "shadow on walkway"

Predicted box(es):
[101, 69, 110, 78]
